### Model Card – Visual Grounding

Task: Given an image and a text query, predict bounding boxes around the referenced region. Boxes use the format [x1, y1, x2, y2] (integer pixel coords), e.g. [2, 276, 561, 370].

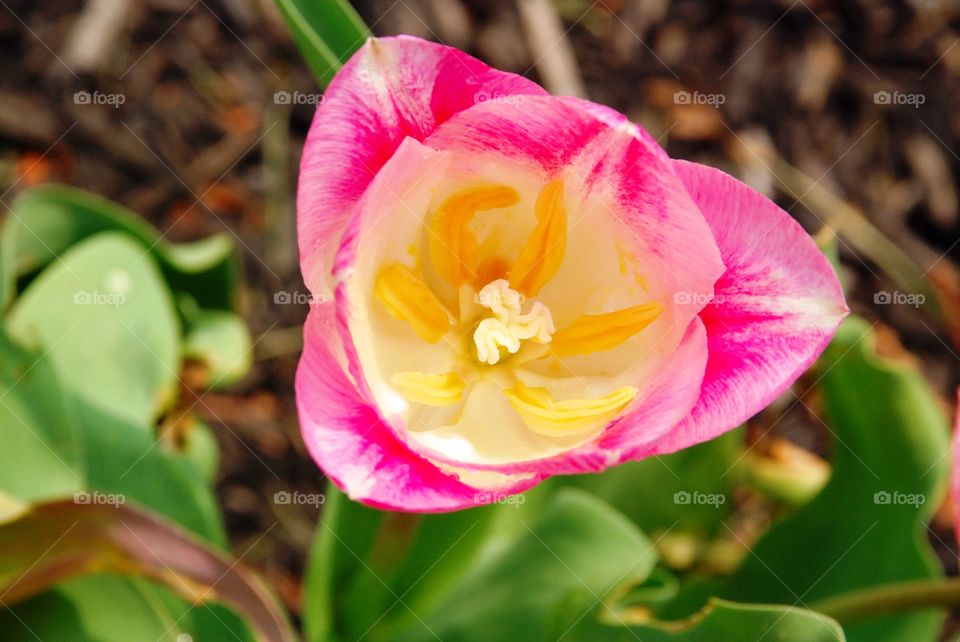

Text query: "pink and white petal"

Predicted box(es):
[644, 161, 848, 457]
[297, 304, 541, 512]
[298, 35, 547, 298]
[425, 96, 725, 349]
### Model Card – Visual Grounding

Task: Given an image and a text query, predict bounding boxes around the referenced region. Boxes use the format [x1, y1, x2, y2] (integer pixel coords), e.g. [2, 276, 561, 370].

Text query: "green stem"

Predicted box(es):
[812, 577, 960, 625]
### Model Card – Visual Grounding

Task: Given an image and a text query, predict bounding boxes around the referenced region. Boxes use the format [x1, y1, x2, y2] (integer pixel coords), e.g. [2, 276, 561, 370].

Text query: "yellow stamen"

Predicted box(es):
[374, 263, 451, 343]
[550, 302, 662, 357]
[391, 371, 465, 406]
[504, 381, 638, 436]
[509, 179, 567, 297]
[429, 186, 520, 287]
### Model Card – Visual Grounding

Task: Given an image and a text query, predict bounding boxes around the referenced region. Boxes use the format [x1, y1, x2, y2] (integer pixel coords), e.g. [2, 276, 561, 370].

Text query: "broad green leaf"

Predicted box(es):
[0, 500, 295, 642]
[183, 308, 253, 389]
[1, 184, 238, 311]
[696, 317, 949, 642]
[7, 232, 180, 428]
[273, 0, 370, 87]
[307, 485, 844, 641]
[0, 329, 83, 502]
[565, 428, 743, 537]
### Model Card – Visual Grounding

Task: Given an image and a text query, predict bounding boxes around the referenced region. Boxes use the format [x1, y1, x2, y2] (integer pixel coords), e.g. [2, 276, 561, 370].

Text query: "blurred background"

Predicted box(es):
[2, 0, 960, 639]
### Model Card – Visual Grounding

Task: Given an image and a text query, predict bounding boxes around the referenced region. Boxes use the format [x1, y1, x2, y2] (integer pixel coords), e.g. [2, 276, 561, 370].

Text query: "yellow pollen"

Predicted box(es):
[550, 302, 662, 357]
[390, 371, 465, 406]
[473, 280, 554, 365]
[509, 178, 567, 297]
[374, 263, 451, 343]
[429, 185, 520, 287]
[504, 381, 638, 436]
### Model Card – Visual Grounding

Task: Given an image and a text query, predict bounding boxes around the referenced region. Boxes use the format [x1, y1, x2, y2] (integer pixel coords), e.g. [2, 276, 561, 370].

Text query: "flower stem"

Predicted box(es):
[812, 577, 960, 625]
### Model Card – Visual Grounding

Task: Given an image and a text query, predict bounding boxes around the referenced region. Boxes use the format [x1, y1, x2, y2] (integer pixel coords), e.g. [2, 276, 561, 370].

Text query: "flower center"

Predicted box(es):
[472, 280, 554, 365]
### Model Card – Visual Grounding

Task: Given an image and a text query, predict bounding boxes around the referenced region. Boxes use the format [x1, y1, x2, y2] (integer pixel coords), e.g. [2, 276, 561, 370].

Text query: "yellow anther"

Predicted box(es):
[504, 381, 638, 436]
[429, 186, 520, 287]
[550, 302, 662, 357]
[509, 179, 567, 297]
[374, 263, 451, 343]
[390, 371, 465, 406]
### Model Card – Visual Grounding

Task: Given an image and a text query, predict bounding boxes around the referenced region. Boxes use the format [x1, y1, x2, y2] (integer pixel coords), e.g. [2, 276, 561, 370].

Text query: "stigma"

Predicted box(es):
[473, 280, 554, 365]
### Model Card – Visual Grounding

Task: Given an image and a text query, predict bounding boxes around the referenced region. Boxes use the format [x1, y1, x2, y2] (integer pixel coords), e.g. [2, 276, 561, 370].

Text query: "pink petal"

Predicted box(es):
[645, 161, 848, 456]
[296, 304, 541, 512]
[298, 35, 546, 298]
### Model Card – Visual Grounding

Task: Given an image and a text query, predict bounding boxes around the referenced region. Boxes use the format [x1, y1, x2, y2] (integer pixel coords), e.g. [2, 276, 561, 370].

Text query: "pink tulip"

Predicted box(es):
[295, 36, 847, 512]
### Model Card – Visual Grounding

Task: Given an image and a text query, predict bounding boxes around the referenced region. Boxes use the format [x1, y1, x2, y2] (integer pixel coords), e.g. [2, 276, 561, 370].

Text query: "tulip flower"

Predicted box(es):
[295, 36, 847, 512]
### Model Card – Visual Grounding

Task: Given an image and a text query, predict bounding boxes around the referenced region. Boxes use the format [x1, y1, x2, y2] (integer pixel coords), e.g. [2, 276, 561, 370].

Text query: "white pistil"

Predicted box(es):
[473, 280, 554, 365]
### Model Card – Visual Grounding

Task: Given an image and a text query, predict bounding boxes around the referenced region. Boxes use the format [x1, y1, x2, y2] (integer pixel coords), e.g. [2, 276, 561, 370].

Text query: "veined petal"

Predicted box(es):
[550, 302, 662, 357]
[391, 371, 465, 406]
[298, 36, 547, 299]
[644, 161, 847, 457]
[374, 263, 451, 343]
[508, 179, 567, 296]
[505, 381, 638, 437]
[429, 186, 520, 287]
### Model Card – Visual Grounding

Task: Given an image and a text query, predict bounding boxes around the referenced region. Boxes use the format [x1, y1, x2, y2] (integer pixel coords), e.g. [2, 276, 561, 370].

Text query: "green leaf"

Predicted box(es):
[0, 500, 295, 642]
[0, 330, 83, 502]
[183, 308, 253, 389]
[7, 232, 180, 428]
[306, 485, 843, 641]
[273, 0, 370, 87]
[565, 428, 743, 537]
[1, 184, 238, 312]
[700, 317, 949, 642]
